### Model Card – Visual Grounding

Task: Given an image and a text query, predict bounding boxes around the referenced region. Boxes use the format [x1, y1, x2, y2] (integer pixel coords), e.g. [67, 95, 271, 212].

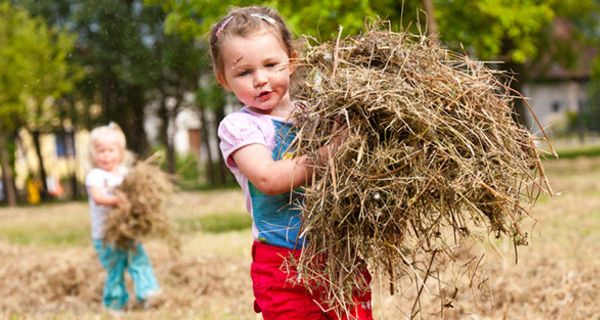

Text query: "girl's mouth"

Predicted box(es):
[257, 91, 272, 100]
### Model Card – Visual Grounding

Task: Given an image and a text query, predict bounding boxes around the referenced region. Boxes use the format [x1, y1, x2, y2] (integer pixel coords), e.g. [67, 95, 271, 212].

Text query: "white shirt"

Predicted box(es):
[85, 166, 128, 239]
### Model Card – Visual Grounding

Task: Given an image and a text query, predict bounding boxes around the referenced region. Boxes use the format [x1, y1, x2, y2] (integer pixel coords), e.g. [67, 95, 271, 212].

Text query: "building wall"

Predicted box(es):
[523, 80, 588, 137]
[14, 129, 90, 190]
[173, 108, 201, 156]
[9, 103, 220, 194]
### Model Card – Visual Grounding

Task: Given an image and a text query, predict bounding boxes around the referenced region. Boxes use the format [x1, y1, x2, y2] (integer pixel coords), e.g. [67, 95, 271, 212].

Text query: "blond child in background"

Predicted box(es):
[211, 6, 373, 320]
[85, 123, 160, 313]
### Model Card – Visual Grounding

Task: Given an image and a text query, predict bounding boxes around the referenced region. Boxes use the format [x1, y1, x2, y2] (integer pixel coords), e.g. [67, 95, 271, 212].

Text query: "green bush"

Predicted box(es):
[175, 154, 204, 190]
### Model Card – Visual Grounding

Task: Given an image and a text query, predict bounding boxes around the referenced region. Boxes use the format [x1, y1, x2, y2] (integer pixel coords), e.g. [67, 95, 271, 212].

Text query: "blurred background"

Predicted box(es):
[0, 0, 599, 206]
[2, 1, 600, 319]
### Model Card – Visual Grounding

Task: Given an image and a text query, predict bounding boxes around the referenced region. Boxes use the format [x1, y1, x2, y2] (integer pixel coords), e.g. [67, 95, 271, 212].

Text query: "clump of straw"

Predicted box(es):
[291, 23, 553, 314]
[104, 158, 178, 250]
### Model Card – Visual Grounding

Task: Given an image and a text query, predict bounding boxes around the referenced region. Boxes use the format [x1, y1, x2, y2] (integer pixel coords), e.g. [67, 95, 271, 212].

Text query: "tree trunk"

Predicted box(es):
[123, 85, 149, 156]
[504, 61, 529, 128]
[157, 96, 177, 174]
[31, 130, 49, 198]
[0, 131, 18, 206]
[63, 98, 81, 200]
[66, 130, 80, 199]
[577, 101, 585, 144]
[102, 76, 120, 124]
[166, 119, 176, 175]
[198, 106, 216, 186]
[421, 0, 438, 39]
[214, 105, 228, 185]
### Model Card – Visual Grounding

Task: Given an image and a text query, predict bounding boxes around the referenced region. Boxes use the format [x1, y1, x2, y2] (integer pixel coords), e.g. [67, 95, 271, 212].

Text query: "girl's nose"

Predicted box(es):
[253, 69, 268, 87]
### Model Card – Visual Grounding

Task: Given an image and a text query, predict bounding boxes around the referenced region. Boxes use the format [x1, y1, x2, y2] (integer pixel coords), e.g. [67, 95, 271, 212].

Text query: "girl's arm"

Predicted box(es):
[231, 135, 343, 196]
[231, 144, 309, 195]
[88, 186, 121, 206]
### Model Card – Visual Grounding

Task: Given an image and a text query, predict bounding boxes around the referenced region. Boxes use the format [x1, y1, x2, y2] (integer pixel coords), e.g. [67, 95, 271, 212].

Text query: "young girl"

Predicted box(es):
[211, 6, 373, 319]
[85, 123, 161, 312]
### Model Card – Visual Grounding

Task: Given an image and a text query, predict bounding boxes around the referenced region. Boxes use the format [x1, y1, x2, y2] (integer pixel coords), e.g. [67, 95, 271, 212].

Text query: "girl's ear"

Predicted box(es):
[216, 73, 232, 91]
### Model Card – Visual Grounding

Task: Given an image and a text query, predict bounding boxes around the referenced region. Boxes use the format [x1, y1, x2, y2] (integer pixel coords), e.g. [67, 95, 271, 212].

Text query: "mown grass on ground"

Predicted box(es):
[552, 143, 600, 159]
[2, 159, 600, 319]
[0, 212, 251, 247]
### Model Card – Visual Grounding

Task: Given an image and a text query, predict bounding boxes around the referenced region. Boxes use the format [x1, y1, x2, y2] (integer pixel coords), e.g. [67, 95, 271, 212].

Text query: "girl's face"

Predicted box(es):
[217, 30, 295, 117]
[93, 134, 123, 172]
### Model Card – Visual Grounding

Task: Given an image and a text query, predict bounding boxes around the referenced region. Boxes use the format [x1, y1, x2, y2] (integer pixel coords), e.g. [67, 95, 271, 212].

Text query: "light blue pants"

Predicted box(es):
[93, 239, 160, 310]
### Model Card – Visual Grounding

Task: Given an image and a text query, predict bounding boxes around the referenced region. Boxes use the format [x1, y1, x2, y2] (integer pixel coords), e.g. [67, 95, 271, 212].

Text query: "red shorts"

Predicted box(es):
[250, 241, 373, 320]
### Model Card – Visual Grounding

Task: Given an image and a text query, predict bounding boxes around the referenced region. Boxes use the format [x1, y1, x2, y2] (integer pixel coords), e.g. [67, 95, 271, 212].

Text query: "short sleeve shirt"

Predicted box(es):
[218, 107, 303, 249]
[85, 166, 127, 239]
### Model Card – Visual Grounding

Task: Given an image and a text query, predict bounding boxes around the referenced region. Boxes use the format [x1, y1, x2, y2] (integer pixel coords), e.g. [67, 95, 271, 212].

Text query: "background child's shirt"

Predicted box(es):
[85, 166, 128, 239]
[218, 107, 303, 249]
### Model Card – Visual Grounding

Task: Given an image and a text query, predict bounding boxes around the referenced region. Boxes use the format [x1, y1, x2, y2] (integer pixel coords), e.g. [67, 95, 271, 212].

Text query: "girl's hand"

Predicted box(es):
[113, 192, 126, 207]
[317, 119, 349, 165]
[330, 119, 349, 153]
[89, 186, 123, 207]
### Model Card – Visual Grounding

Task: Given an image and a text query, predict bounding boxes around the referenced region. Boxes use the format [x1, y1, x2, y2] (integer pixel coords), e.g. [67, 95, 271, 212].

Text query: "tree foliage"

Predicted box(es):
[148, 0, 599, 130]
[0, 1, 79, 204]
[149, 0, 598, 73]
[1, 1, 80, 131]
[146, 0, 422, 40]
[436, 0, 554, 63]
[20, 0, 206, 158]
[1, 3, 41, 131]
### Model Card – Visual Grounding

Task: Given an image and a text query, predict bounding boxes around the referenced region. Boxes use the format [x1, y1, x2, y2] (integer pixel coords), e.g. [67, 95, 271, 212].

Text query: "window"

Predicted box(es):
[55, 131, 76, 158]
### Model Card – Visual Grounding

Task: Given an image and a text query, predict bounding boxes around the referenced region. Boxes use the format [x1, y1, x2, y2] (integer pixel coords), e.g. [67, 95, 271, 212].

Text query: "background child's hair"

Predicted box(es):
[88, 122, 127, 166]
[209, 6, 294, 79]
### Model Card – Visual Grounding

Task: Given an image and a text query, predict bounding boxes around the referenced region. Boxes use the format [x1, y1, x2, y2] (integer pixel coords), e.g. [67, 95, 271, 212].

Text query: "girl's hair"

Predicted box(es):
[88, 122, 127, 166]
[209, 6, 294, 79]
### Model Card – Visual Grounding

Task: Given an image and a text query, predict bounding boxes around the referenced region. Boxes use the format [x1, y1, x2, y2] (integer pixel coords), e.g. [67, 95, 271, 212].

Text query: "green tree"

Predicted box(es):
[146, 0, 421, 39]
[145, 31, 205, 174]
[0, 2, 78, 205]
[151, 0, 599, 121]
[196, 75, 230, 186]
[72, 0, 157, 155]
[435, 0, 600, 126]
[146, 0, 260, 185]
[0, 2, 31, 206]
[25, 21, 81, 198]
[22, 0, 206, 174]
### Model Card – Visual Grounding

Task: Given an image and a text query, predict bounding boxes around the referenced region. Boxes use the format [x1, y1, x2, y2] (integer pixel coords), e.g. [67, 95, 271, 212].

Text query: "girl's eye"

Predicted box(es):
[265, 63, 277, 68]
[238, 70, 251, 77]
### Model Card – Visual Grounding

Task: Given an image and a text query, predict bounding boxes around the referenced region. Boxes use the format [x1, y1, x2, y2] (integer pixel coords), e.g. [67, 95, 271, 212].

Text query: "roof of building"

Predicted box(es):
[528, 17, 597, 82]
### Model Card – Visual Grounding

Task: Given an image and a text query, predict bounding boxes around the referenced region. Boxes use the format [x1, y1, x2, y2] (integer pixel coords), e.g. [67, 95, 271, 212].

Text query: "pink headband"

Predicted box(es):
[215, 13, 276, 38]
[215, 16, 234, 37]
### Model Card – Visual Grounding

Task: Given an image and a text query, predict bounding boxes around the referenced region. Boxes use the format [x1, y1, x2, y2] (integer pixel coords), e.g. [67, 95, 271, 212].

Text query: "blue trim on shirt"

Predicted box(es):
[248, 119, 304, 249]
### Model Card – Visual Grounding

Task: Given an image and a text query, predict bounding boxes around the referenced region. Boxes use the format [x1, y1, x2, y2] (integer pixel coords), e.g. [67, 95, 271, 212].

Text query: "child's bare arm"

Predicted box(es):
[232, 144, 310, 195]
[231, 130, 346, 196]
[89, 186, 121, 206]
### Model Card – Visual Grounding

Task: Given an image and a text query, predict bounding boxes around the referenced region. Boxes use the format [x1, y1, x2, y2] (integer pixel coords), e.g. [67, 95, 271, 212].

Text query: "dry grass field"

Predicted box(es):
[1, 157, 599, 319]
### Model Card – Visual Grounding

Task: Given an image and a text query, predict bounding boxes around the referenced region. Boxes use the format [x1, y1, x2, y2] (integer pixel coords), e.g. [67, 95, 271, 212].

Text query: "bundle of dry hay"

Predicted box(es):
[291, 24, 553, 313]
[104, 158, 179, 250]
